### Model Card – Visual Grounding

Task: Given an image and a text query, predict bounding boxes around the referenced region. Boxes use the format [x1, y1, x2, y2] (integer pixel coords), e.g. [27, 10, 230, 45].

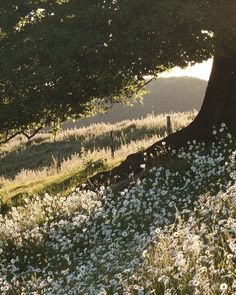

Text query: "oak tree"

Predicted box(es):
[0, 0, 236, 184]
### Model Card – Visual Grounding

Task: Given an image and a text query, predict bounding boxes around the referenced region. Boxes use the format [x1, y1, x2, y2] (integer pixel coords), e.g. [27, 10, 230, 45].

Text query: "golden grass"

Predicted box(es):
[0, 110, 197, 205]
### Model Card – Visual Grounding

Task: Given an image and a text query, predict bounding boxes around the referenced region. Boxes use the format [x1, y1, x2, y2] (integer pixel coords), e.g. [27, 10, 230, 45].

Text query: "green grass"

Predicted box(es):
[0, 111, 196, 208]
[0, 128, 235, 294]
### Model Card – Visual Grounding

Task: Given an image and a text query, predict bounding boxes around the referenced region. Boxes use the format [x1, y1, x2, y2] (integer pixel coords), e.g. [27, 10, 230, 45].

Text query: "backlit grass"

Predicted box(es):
[0, 126, 235, 294]
[0, 111, 196, 207]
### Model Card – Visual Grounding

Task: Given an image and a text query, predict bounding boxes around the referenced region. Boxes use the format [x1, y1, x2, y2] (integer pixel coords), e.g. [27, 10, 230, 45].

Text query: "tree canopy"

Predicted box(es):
[0, 0, 236, 142]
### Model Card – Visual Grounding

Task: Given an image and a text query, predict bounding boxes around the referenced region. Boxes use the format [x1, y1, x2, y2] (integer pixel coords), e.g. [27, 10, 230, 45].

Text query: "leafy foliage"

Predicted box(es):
[0, 0, 236, 140]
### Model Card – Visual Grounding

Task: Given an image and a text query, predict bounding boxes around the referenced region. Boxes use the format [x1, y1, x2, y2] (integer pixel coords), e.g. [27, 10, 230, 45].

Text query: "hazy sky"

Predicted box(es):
[160, 58, 213, 81]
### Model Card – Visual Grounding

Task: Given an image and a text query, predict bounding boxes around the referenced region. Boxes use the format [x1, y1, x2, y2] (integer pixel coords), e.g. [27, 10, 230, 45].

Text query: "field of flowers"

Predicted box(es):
[0, 126, 235, 294]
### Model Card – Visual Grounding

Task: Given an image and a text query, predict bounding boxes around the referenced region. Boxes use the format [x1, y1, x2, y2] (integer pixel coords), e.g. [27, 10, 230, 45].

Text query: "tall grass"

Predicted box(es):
[0, 127, 235, 294]
[0, 111, 196, 205]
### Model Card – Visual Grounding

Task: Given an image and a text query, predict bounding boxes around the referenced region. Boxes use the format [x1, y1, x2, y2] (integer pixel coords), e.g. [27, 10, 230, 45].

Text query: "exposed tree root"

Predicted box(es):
[82, 55, 236, 190]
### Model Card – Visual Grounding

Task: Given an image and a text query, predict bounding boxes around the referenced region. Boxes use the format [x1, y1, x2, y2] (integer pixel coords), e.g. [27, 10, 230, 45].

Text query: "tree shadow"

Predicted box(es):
[0, 124, 168, 179]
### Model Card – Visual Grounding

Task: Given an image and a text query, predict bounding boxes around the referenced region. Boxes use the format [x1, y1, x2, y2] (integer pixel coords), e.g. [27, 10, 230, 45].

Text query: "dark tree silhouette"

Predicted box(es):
[0, 1, 235, 186]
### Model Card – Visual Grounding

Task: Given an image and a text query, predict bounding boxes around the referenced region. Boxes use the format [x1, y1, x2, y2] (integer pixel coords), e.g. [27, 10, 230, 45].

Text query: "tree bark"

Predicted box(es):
[87, 54, 236, 189]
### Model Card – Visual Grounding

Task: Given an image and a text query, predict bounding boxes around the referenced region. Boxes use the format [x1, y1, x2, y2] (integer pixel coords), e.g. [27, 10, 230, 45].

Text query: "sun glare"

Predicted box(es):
[160, 58, 213, 81]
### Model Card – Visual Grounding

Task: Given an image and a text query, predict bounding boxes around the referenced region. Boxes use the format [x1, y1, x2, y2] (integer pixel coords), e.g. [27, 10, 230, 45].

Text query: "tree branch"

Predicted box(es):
[0, 131, 22, 145]
[0, 127, 43, 145]
[137, 76, 156, 92]
[21, 126, 43, 140]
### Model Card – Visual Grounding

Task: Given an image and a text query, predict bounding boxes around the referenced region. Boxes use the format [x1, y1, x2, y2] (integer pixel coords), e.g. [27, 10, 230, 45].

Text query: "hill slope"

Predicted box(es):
[0, 129, 235, 294]
[0, 111, 197, 205]
[64, 77, 207, 128]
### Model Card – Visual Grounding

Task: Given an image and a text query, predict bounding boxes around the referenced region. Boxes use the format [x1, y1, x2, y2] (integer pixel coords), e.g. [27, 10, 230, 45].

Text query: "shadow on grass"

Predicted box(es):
[1, 151, 231, 294]
[0, 158, 108, 215]
[0, 125, 167, 179]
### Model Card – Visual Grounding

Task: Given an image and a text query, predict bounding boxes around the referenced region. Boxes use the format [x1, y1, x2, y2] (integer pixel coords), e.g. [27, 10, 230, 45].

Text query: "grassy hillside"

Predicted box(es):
[63, 77, 207, 128]
[0, 111, 196, 208]
[0, 125, 235, 294]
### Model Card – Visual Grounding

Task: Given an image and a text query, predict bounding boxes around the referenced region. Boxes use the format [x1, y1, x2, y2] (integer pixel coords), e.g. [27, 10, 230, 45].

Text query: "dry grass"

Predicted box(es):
[0, 110, 197, 205]
[0, 131, 235, 294]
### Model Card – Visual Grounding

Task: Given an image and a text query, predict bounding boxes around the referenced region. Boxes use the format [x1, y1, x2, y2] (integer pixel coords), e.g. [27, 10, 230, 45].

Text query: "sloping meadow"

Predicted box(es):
[0, 126, 235, 294]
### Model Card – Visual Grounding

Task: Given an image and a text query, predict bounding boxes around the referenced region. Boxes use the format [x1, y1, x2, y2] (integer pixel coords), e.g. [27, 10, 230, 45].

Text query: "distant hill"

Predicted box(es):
[63, 77, 207, 128]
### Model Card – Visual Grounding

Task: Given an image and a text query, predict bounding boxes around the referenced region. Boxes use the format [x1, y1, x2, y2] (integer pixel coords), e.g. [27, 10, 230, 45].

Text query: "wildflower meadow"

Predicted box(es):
[0, 125, 235, 294]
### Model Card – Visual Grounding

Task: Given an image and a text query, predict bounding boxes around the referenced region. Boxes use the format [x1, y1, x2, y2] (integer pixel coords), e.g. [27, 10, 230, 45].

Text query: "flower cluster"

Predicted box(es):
[125, 174, 236, 295]
[0, 129, 235, 294]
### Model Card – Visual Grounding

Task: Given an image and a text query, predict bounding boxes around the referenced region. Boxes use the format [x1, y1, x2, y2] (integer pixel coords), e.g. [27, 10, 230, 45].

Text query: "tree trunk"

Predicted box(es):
[87, 54, 236, 188]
